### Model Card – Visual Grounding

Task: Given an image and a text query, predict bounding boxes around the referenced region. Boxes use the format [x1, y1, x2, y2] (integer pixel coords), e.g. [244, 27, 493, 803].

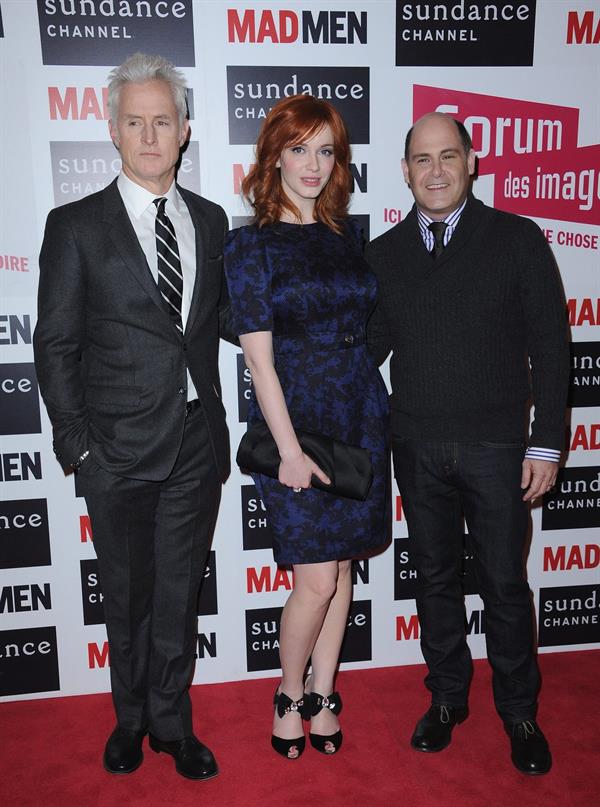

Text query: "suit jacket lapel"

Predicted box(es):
[103, 179, 170, 319]
[178, 185, 208, 336]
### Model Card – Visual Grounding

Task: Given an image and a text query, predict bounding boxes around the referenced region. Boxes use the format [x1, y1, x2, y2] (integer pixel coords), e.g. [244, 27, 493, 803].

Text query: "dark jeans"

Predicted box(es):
[393, 438, 540, 723]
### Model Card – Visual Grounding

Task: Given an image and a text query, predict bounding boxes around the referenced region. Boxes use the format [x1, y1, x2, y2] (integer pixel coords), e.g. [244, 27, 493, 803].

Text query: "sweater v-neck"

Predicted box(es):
[404, 194, 488, 278]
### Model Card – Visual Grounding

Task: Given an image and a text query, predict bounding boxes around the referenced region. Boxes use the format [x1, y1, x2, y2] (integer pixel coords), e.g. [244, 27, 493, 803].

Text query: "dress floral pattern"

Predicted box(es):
[225, 219, 390, 564]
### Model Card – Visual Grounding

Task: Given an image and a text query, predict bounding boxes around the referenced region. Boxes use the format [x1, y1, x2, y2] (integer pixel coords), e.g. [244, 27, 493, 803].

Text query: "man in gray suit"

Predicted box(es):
[34, 53, 230, 780]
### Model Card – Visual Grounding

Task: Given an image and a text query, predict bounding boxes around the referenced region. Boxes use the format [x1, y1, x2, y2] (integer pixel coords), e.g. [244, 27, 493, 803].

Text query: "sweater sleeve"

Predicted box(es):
[516, 218, 570, 452]
[365, 239, 393, 367]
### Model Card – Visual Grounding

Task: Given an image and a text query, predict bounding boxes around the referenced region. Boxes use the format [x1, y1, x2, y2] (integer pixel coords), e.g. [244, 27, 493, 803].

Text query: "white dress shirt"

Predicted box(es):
[117, 172, 198, 402]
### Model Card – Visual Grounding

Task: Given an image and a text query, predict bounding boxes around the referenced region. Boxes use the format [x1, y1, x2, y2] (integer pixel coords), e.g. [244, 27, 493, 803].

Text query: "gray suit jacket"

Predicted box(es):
[33, 178, 231, 482]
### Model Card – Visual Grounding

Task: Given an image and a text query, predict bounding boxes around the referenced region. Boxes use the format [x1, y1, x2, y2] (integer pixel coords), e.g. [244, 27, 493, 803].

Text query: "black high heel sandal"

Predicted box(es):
[271, 690, 308, 759]
[305, 691, 343, 754]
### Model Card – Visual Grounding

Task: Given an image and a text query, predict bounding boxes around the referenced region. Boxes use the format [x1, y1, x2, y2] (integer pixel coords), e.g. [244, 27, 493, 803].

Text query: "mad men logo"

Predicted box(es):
[394, 536, 477, 599]
[413, 86, 600, 225]
[48, 86, 195, 121]
[0, 499, 51, 569]
[0, 363, 41, 436]
[0, 583, 51, 614]
[0, 314, 32, 345]
[396, 1, 536, 66]
[539, 585, 600, 646]
[227, 8, 367, 44]
[245, 600, 372, 671]
[197, 550, 218, 616]
[568, 342, 600, 407]
[568, 299, 600, 327]
[543, 543, 600, 572]
[352, 559, 369, 587]
[80, 559, 104, 625]
[0, 453, 42, 482]
[241, 484, 273, 551]
[0, 626, 60, 696]
[37, 0, 195, 66]
[396, 606, 486, 640]
[247, 564, 293, 594]
[50, 141, 201, 205]
[227, 66, 369, 145]
[566, 10, 600, 44]
[569, 424, 600, 452]
[233, 162, 368, 196]
[542, 466, 600, 531]
[246, 560, 369, 594]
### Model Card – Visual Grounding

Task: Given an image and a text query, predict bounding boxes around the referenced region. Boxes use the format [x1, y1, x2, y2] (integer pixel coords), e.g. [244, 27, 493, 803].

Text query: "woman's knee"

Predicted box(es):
[294, 563, 339, 604]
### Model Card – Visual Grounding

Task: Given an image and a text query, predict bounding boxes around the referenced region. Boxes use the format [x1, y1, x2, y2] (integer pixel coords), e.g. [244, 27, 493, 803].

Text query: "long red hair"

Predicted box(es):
[242, 95, 352, 233]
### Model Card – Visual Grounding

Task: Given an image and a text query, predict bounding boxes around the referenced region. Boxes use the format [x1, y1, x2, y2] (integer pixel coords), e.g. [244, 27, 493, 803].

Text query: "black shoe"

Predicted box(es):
[103, 726, 145, 774]
[305, 691, 343, 755]
[411, 704, 469, 752]
[505, 719, 552, 775]
[271, 689, 308, 759]
[148, 734, 218, 780]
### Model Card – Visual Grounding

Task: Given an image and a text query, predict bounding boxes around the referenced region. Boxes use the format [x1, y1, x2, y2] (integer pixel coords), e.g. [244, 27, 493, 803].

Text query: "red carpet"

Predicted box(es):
[1, 651, 599, 807]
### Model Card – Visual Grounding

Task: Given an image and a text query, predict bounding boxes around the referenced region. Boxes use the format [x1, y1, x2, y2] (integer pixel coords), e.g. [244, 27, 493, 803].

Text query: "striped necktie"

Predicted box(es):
[428, 221, 448, 259]
[154, 197, 183, 333]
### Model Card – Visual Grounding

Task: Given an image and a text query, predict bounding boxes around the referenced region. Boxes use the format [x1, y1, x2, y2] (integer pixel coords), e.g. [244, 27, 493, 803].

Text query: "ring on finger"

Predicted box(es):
[293, 487, 302, 494]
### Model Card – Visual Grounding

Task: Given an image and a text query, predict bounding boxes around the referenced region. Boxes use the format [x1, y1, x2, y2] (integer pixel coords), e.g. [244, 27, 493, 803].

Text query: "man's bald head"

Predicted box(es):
[404, 113, 473, 161]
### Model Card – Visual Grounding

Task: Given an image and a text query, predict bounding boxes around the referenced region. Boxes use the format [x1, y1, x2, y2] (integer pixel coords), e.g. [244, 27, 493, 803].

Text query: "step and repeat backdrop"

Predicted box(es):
[1, 1, 599, 702]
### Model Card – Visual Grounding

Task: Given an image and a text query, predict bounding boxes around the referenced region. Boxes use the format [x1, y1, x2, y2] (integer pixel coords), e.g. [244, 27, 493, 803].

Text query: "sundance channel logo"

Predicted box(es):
[568, 342, 600, 408]
[542, 466, 600, 531]
[37, 0, 195, 66]
[0, 626, 60, 697]
[0, 362, 41, 436]
[538, 584, 600, 647]
[0, 499, 51, 570]
[236, 352, 252, 423]
[396, 0, 536, 66]
[227, 66, 369, 145]
[241, 484, 273, 551]
[50, 141, 200, 205]
[245, 600, 372, 672]
[394, 536, 478, 599]
[79, 552, 217, 626]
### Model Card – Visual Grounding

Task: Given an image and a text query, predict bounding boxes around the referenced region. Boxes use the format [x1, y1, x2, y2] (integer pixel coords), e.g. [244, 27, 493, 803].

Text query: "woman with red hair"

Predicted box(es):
[225, 95, 389, 760]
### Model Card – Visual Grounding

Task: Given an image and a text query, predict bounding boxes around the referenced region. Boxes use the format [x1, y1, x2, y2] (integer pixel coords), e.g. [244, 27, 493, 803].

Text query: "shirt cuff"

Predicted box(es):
[525, 447, 561, 463]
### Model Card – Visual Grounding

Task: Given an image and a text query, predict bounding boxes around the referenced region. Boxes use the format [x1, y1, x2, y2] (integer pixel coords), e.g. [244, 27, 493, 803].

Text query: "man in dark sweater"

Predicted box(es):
[367, 113, 569, 775]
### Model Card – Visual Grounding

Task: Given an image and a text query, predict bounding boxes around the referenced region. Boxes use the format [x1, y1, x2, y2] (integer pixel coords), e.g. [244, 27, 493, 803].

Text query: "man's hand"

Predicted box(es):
[521, 458, 559, 502]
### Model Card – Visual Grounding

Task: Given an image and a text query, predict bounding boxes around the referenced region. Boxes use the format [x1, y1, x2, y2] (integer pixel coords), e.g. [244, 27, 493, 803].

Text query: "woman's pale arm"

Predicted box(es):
[240, 331, 330, 490]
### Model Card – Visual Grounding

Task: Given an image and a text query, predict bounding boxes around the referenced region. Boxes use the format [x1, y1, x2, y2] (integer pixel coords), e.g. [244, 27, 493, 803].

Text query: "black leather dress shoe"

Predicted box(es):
[505, 720, 552, 775]
[411, 704, 469, 752]
[149, 734, 218, 780]
[103, 727, 145, 774]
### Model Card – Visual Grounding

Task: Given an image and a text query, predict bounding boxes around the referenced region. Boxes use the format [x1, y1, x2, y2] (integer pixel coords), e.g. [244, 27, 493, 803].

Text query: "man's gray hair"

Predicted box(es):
[107, 52, 188, 124]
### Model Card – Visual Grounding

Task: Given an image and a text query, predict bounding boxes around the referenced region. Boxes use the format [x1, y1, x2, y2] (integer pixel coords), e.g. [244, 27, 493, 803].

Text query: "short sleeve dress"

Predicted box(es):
[224, 219, 390, 565]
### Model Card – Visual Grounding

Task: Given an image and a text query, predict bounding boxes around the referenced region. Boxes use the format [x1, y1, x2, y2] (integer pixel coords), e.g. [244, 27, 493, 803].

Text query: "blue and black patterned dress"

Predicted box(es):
[224, 219, 390, 565]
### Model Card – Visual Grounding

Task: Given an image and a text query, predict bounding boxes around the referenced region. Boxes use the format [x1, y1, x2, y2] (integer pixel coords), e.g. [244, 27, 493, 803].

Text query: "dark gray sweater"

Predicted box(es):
[366, 195, 570, 451]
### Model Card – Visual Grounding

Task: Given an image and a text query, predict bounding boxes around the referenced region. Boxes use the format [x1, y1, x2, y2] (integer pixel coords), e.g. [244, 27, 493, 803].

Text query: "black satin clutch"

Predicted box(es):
[236, 420, 373, 501]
